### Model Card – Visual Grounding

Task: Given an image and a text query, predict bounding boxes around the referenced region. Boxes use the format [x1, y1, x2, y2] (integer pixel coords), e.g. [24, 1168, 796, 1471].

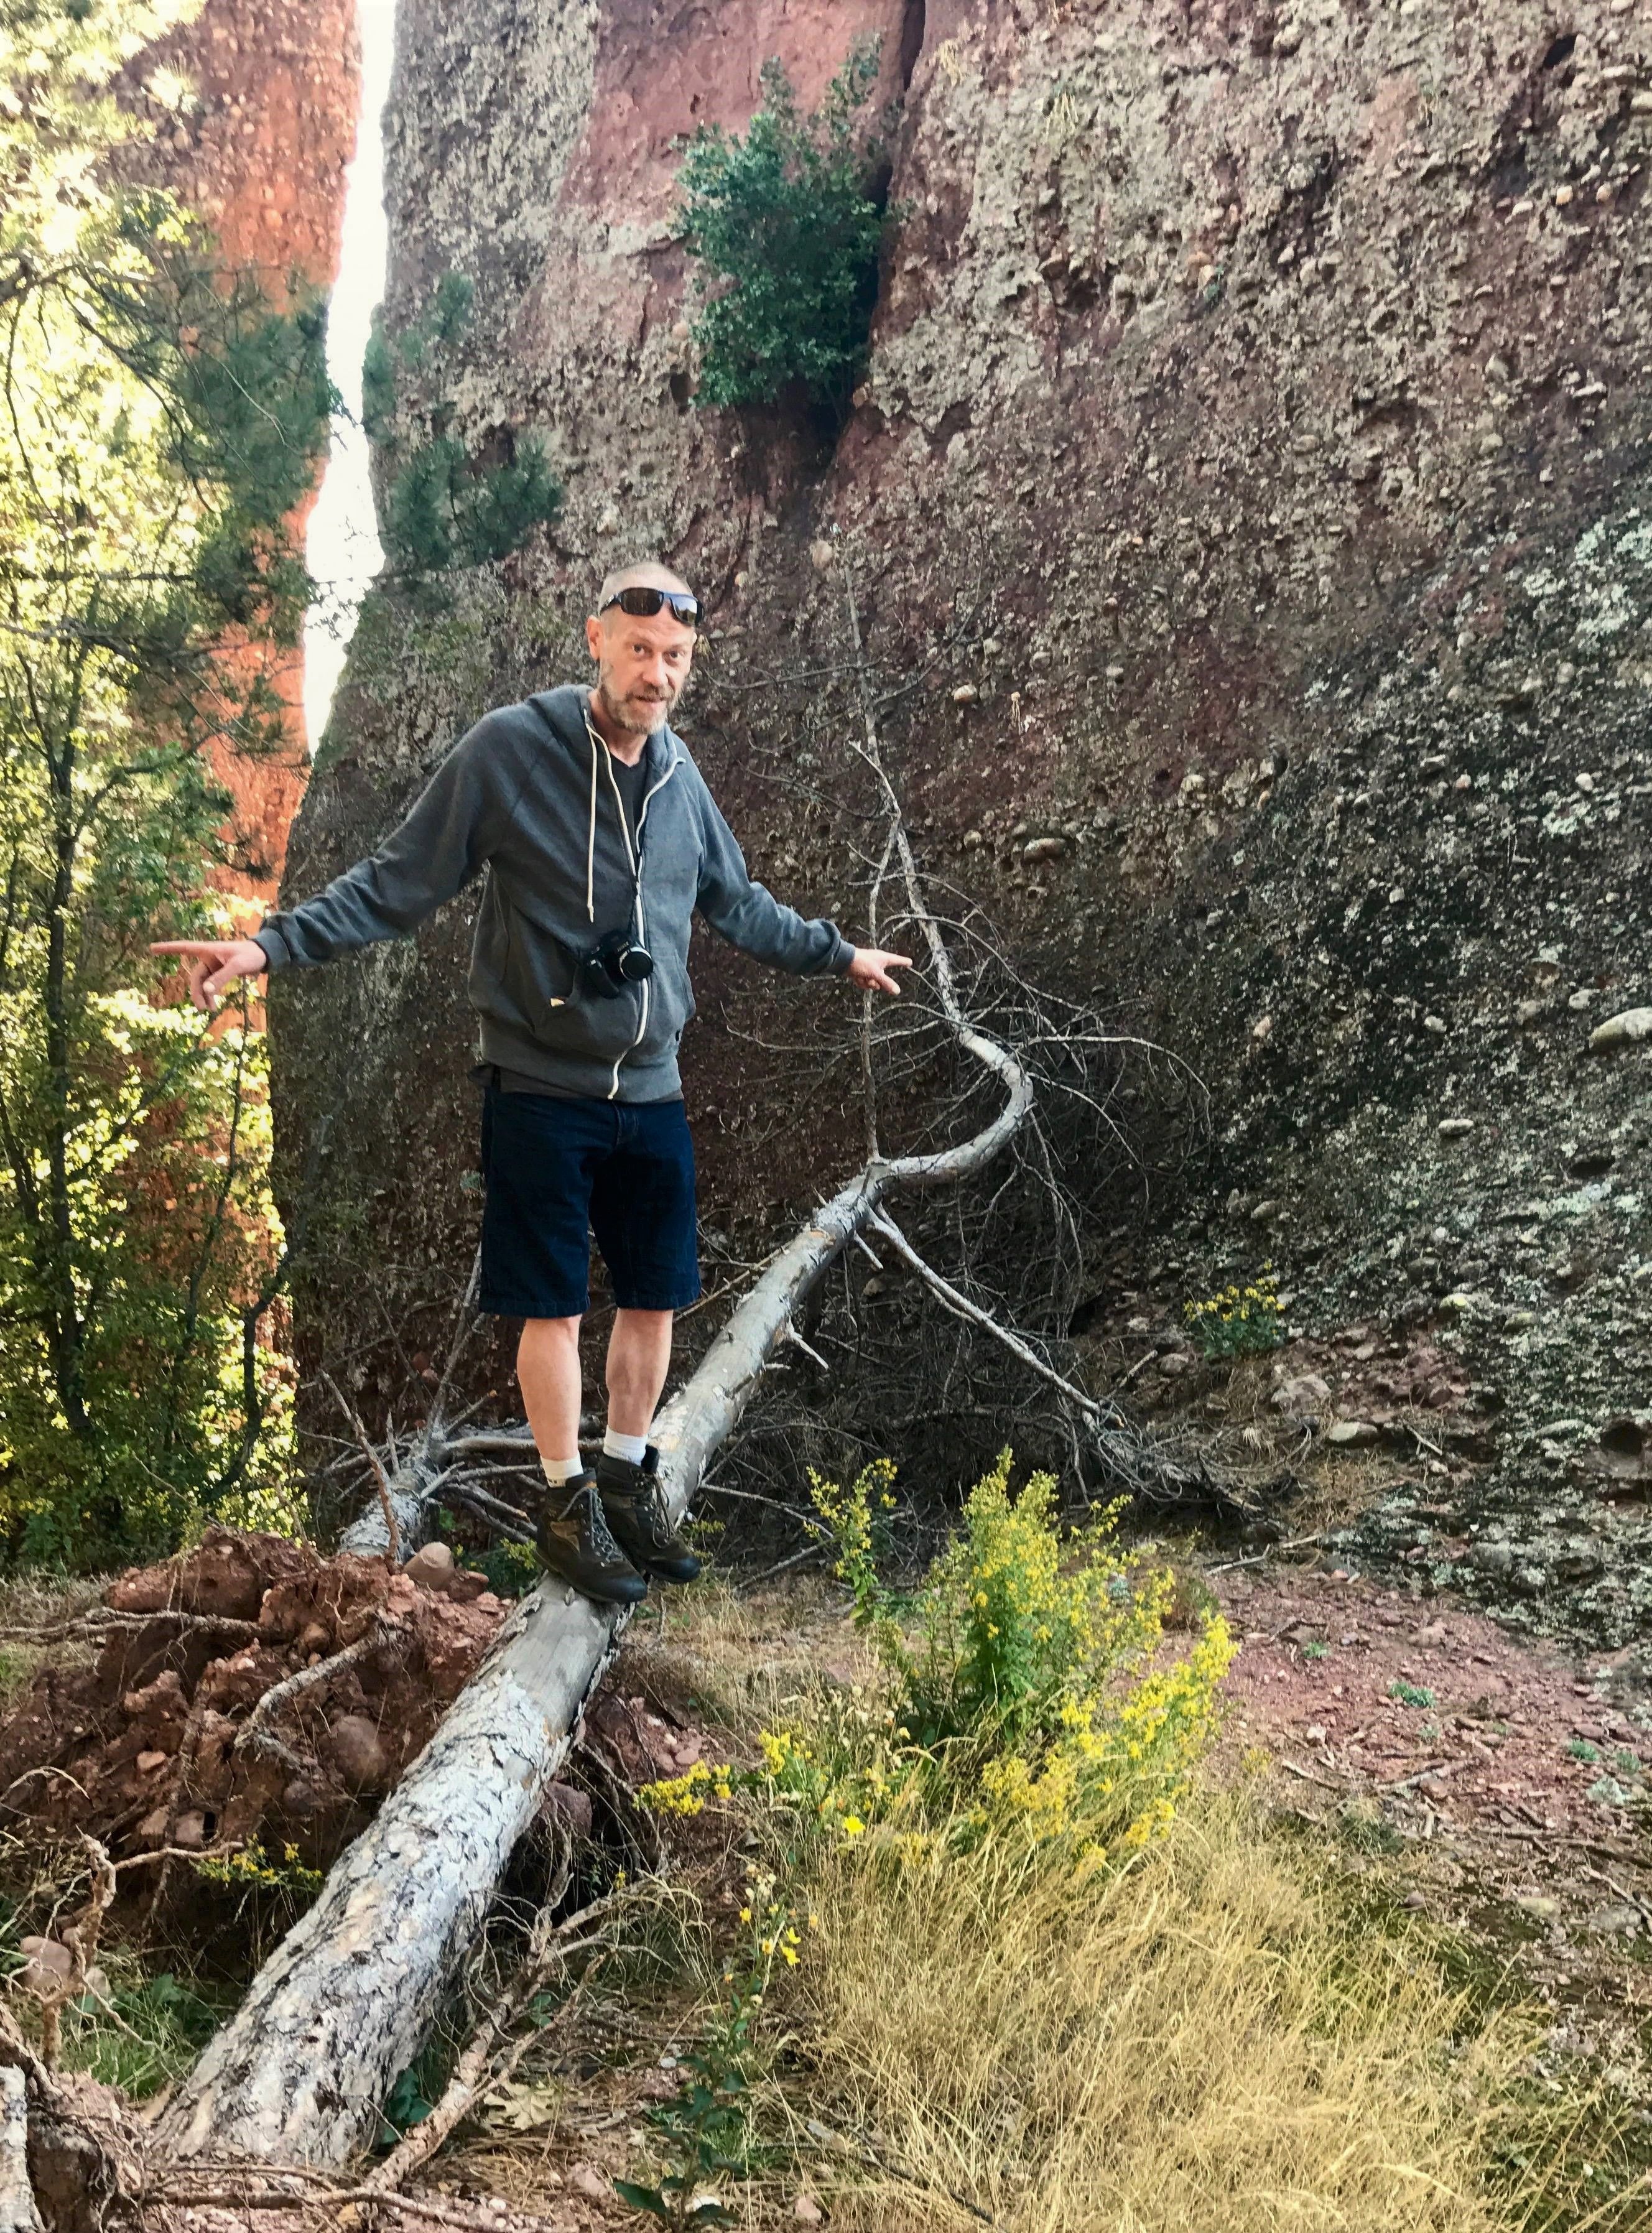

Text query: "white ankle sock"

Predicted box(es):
[603, 1428, 648, 1465]
[541, 1454, 583, 1487]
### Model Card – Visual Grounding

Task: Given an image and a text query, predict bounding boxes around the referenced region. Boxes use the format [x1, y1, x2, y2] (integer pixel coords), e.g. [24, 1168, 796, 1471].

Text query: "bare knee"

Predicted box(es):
[519, 1314, 581, 1358]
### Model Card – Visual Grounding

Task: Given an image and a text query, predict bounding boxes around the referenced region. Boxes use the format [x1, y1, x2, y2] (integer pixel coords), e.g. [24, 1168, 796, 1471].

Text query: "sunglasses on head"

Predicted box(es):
[600, 585, 701, 629]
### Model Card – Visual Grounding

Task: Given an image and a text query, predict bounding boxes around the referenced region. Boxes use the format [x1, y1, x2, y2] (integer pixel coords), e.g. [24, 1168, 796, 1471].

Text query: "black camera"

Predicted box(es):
[580, 927, 655, 1000]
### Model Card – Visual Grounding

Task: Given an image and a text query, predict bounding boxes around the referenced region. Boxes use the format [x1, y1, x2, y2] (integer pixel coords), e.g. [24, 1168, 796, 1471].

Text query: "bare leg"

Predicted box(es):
[517, 1315, 583, 1462]
[605, 1308, 674, 1439]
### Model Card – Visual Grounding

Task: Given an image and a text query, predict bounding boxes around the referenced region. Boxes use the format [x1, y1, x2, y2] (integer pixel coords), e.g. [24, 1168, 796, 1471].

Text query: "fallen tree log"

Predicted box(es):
[157, 621, 1036, 2165]
[0, 2065, 42, 2233]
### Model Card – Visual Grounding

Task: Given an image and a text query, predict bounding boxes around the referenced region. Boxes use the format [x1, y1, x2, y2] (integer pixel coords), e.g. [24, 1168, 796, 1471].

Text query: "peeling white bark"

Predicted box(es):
[0, 2067, 43, 2233]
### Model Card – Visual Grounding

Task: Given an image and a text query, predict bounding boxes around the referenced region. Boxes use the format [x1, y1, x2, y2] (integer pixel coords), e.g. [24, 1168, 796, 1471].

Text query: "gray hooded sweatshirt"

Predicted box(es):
[254, 684, 851, 1103]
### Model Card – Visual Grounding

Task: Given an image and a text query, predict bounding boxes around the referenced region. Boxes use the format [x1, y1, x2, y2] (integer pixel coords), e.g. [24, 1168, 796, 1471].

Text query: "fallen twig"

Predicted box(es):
[233, 1615, 412, 1765]
[322, 1371, 401, 1566]
[366, 1887, 626, 2194]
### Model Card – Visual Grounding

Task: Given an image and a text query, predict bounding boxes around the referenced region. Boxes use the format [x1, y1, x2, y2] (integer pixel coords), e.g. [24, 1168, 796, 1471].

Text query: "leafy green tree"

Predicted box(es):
[363, 272, 561, 576]
[675, 41, 891, 415]
[0, 0, 333, 1562]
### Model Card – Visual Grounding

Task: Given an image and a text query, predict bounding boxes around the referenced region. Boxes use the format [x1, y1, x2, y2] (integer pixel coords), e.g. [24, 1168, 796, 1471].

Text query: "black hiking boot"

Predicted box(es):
[536, 1470, 647, 1605]
[596, 1446, 702, 1584]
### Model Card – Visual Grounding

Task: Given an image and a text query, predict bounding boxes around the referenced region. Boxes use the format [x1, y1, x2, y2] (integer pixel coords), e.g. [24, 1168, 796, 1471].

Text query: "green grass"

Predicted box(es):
[57, 1962, 226, 2097]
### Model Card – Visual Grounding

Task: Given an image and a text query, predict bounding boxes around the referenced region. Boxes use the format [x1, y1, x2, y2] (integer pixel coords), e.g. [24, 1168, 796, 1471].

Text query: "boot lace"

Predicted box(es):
[572, 1480, 627, 1566]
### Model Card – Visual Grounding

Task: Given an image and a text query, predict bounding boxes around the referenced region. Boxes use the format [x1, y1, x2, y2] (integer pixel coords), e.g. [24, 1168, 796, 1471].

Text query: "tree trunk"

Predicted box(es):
[0, 2068, 43, 2233]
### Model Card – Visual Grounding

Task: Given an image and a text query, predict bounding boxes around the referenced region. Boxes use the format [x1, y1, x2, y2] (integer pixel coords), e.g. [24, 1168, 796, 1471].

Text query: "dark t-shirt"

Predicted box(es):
[609, 750, 647, 850]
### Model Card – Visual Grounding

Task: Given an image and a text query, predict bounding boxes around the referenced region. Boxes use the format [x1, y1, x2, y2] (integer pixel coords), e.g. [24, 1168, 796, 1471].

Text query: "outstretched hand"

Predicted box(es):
[149, 937, 269, 1014]
[845, 946, 914, 996]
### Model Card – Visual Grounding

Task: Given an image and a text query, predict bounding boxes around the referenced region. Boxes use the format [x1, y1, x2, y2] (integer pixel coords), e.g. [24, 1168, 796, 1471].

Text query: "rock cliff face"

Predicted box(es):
[123, 0, 359, 911]
[276, 0, 1651, 1645]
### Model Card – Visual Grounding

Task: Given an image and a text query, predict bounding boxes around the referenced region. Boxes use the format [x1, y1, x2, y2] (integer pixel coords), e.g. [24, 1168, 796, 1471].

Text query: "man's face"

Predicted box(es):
[586, 605, 695, 735]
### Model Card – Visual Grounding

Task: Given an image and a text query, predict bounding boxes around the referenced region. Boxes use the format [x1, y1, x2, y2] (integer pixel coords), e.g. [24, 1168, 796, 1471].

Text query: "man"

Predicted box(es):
[154, 562, 911, 1604]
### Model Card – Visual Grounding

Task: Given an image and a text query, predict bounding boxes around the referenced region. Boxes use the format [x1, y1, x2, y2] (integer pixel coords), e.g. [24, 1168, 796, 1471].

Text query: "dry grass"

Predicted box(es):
[0, 1568, 106, 1710]
[788, 1788, 1577, 2233]
[630, 1567, 876, 1730]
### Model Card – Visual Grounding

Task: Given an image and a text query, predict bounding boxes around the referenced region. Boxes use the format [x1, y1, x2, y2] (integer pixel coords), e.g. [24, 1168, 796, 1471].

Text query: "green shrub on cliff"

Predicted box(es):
[676, 41, 891, 416]
[363, 276, 561, 576]
[0, 0, 330, 1563]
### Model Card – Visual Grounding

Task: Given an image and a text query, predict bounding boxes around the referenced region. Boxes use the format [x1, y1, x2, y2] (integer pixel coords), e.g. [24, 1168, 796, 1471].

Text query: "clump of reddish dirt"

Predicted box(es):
[0, 1527, 509, 1895]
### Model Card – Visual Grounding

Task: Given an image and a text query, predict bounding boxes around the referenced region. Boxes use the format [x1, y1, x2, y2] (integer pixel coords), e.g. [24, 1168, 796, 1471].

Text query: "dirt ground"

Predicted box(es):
[7, 1536, 1650, 2233]
[1213, 1559, 1652, 2076]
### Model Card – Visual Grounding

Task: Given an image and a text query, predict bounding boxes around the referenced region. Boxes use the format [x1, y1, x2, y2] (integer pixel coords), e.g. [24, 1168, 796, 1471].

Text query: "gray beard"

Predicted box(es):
[596, 674, 677, 738]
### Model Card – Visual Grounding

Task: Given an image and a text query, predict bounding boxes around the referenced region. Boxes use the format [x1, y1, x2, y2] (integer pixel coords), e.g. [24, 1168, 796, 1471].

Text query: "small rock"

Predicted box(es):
[123, 1669, 185, 1719]
[1401, 1891, 1427, 1911]
[1582, 1901, 1641, 1936]
[1513, 1893, 1559, 1923]
[1327, 1419, 1378, 1446]
[794, 2198, 824, 2226]
[328, 1715, 393, 1793]
[1023, 835, 1066, 862]
[137, 1806, 171, 1843]
[1158, 1350, 1193, 1378]
[1252, 1014, 1273, 1041]
[172, 1810, 207, 1850]
[17, 1938, 73, 1995]
[1437, 1116, 1475, 1136]
[1590, 1006, 1652, 1051]
[951, 683, 980, 705]
[404, 1542, 455, 1593]
[570, 2163, 610, 2203]
[136, 1749, 168, 1773]
[962, 829, 983, 848]
[297, 1620, 332, 1656]
[1274, 1374, 1332, 1414]
[809, 539, 835, 574]
[543, 1781, 595, 1839]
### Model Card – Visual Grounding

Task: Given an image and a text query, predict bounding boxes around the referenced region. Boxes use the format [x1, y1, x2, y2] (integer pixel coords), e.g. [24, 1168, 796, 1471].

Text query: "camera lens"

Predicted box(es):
[616, 943, 654, 983]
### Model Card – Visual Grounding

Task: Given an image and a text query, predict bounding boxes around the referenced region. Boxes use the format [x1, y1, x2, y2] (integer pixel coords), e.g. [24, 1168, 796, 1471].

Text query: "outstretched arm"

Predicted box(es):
[150, 715, 504, 1011]
[694, 782, 909, 992]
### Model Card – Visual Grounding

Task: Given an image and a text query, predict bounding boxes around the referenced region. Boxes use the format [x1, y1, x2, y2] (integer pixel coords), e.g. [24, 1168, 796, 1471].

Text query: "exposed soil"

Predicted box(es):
[0, 1527, 509, 1905]
[1213, 1558, 1652, 2092]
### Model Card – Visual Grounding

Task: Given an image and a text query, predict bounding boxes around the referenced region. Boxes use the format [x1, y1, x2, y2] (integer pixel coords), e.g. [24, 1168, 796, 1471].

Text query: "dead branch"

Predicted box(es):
[233, 1615, 412, 1765]
[322, 1372, 401, 1564]
[0, 2063, 41, 2233]
[36, 1835, 114, 2070]
[364, 1886, 625, 2194]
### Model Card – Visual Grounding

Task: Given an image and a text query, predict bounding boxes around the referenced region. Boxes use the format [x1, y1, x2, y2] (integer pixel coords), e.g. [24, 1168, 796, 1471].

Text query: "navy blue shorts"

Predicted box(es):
[477, 1087, 702, 1319]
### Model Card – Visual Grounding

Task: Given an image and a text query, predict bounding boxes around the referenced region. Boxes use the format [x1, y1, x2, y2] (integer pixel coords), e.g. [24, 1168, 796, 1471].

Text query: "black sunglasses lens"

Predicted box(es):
[614, 587, 700, 627]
